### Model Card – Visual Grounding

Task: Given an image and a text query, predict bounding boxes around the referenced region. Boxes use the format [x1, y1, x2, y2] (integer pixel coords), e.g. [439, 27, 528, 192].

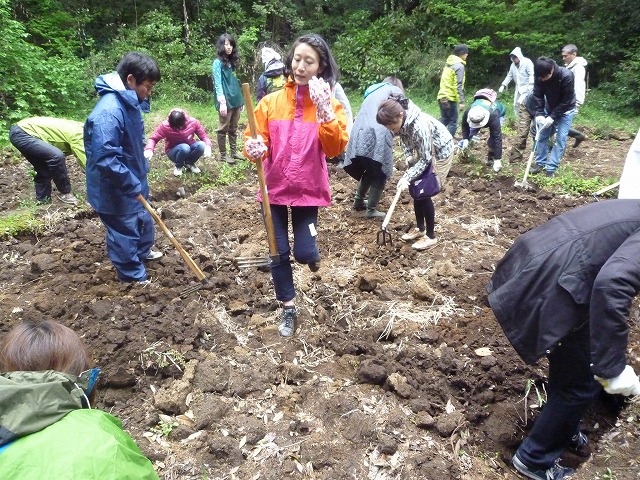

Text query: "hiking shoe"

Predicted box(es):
[412, 236, 438, 251]
[512, 454, 574, 480]
[402, 228, 426, 241]
[187, 164, 201, 174]
[145, 250, 163, 261]
[232, 152, 245, 160]
[173, 166, 183, 177]
[568, 431, 591, 458]
[224, 155, 237, 165]
[530, 164, 545, 175]
[57, 193, 78, 205]
[308, 260, 321, 272]
[545, 170, 555, 178]
[279, 307, 297, 337]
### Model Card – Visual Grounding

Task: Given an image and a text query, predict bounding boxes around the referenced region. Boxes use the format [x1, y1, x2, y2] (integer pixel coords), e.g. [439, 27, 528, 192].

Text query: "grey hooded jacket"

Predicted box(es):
[500, 47, 534, 107]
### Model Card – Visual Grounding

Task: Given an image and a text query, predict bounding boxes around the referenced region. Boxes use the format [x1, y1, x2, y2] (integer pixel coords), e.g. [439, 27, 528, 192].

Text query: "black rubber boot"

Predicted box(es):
[365, 186, 386, 219]
[353, 177, 370, 211]
[569, 128, 586, 148]
[217, 133, 227, 159]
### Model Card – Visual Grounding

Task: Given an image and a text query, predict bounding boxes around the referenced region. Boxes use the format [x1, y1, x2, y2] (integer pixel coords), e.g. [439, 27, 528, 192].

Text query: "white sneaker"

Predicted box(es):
[187, 164, 201, 173]
[173, 166, 183, 177]
[145, 250, 163, 261]
[401, 228, 426, 241]
[412, 236, 438, 250]
[57, 193, 78, 205]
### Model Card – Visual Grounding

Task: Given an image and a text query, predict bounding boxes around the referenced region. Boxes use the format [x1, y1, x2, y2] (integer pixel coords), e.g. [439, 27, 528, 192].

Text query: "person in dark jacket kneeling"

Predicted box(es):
[487, 199, 640, 480]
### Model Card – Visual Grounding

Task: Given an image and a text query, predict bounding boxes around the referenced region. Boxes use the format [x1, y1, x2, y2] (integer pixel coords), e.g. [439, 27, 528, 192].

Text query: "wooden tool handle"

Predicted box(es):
[381, 188, 402, 231]
[241, 83, 278, 258]
[137, 195, 206, 281]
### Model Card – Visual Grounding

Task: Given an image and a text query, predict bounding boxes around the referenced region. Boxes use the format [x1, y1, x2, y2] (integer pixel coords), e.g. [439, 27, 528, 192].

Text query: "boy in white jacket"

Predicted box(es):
[562, 44, 588, 148]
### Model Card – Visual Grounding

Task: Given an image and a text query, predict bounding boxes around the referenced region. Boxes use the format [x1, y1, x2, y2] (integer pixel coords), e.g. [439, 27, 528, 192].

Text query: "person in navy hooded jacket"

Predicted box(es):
[84, 52, 163, 284]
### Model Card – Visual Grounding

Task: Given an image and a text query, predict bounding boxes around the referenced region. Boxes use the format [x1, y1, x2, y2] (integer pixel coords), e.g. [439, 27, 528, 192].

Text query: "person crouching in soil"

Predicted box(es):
[145, 108, 212, 177]
[243, 33, 349, 337]
[375, 94, 454, 251]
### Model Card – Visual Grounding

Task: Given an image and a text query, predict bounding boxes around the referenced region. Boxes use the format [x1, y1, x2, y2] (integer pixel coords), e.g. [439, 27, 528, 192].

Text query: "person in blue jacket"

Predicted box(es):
[84, 51, 163, 284]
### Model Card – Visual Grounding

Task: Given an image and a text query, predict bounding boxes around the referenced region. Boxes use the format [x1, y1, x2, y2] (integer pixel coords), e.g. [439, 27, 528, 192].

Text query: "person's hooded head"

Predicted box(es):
[261, 47, 282, 69]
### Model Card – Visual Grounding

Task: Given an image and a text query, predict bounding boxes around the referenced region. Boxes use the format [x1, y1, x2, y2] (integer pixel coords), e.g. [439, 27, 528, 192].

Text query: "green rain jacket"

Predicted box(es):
[0, 371, 158, 480]
[437, 54, 466, 104]
[17, 117, 87, 169]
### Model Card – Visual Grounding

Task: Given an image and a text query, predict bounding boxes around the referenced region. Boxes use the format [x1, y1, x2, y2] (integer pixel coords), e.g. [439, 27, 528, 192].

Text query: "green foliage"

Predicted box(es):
[533, 169, 618, 197]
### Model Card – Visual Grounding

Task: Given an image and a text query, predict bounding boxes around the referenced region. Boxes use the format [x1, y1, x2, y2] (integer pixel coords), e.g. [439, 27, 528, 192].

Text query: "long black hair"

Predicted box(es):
[284, 33, 339, 87]
[216, 33, 239, 69]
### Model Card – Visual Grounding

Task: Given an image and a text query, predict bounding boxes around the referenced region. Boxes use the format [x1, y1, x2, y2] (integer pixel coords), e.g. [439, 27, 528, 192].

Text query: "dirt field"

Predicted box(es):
[1, 123, 639, 480]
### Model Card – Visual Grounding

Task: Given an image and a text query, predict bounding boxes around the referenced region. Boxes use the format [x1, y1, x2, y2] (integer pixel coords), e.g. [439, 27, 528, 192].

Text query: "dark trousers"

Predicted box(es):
[344, 156, 387, 189]
[413, 197, 436, 238]
[439, 99, 459, 137]
[268, 204, 320, 302]
[516, 321, 600, 470]
[9, 125, 72, 201]
[98, 210, 155, 282]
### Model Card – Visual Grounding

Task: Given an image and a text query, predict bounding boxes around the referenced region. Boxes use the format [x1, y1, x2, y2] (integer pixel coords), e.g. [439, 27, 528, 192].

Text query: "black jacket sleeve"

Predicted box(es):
[487, 111, 502, 159]
[461, 109, 470, 140]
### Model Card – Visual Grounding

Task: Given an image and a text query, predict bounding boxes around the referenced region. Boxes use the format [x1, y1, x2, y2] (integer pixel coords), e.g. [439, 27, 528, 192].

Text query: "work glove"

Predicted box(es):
[458, 139, 469, 150]
[218, 96, 228, 117]
[595, 365, 640, 396]
[405, 155, 415, 167]
[541, 116, 554, 130]
[471, 135, 480, 144]
[309, 76, 335, 123]
[144, 150, 153, 160]
[244, 135, 267, 161]
[498, 85, 506, 93]
[397, 177, 410, 192]
[204, 145, 212, 158]
[492, 159, 502, 172]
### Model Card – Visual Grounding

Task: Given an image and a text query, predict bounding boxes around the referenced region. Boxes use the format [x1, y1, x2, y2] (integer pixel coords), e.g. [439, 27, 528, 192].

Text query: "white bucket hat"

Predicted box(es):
[467, 105, 490, 129]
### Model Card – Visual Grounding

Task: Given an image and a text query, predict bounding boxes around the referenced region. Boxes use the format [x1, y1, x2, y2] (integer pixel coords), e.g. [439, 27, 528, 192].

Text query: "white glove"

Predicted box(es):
[204, 145, 212, 158]
[595, 365, 640, 396]
[405, 155, 415, 167]
[218, 96, 227, 117]
[541, 117, 555, 130]
[471, 135, 480, 144]
[309, 76, 335, 123]
[458, 139, 469, 150]
[397, 177, 410, 192]
[492, 159, 502, 172]
[143, 150, 153, 160]
[244, 135, 267, 161]
[535, 115, 546, 127]
[498, 85, 506, 93]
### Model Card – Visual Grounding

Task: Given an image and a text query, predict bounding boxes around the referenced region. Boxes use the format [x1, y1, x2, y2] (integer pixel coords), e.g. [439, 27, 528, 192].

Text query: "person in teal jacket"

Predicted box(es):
[212, 33, 244, 164]
[0, 320, 158, 479]
[9, 117, 86, 205]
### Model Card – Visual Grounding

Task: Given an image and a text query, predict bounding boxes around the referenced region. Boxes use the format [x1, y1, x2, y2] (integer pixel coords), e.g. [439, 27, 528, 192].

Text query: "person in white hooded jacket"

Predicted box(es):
[562, 44, 588, 148]
[498, 47, 534, 109]
[499, 48, 535, 163]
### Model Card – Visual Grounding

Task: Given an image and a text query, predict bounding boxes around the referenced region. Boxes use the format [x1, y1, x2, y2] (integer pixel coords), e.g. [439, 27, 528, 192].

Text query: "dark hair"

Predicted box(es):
[284, 33, 340, 87]
[562, 44, 578, 55]
[116, 51, 161, 86]
[454, 44, 469, 56]
[0, 321, 91, 375]
[376, 98, 405, 126]
[534, 57, 556, 77]
[168, 109, 187, 130]
[383, 76, 404, 91]
[216, 33, 239, 69]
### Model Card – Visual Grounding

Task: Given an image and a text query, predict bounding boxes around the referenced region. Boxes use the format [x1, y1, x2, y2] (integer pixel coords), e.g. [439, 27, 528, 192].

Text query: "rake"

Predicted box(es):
[137, 195, 208, 297]
[376, 188, 402, 246]
[235, 83, 280, 269]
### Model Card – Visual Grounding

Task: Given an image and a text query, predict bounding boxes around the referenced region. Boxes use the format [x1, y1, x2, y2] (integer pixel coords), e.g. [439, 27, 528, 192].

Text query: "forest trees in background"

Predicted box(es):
[1, 0, 638, 126]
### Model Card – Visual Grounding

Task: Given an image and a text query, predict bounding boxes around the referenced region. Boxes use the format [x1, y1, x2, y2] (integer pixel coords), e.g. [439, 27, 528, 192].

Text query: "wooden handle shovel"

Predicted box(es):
[137, 194, 207, 296]
[235, 83, 279, 268]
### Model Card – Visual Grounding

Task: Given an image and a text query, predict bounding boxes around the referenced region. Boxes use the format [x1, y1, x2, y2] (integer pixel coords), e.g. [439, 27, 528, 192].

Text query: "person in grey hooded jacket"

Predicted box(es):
[498, 47, 534, 109]
[562, 44, 588, 148]
[344, 76, 404, 218]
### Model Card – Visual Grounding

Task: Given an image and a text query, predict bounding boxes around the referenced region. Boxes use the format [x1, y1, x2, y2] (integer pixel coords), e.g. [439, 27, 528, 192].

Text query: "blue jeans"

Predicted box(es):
[167, 141, 205, 167]
[535, 110, 575, 174]
[98, 210, 155, 282]
[439, 99, 459, 137]
[9, 125, 72, 200]
[268, 204, 320, 302]
[516, 321, 600, 470]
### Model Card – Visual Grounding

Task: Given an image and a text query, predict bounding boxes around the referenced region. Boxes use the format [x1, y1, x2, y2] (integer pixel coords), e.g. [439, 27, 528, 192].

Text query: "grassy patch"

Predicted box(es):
[531, 167, 619, 197]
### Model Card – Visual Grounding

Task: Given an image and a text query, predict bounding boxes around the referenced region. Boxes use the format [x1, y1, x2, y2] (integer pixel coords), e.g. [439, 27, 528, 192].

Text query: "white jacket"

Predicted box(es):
[565, 56, 588, 107]
[500, 47, 534, 107]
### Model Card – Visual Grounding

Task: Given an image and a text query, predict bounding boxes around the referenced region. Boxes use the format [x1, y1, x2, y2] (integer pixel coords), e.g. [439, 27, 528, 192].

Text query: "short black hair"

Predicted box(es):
[534, 57, 556, 78]
[454, 44, 469, 56]
[168, 109, 187, 130]
[116, 51, 161, 85]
